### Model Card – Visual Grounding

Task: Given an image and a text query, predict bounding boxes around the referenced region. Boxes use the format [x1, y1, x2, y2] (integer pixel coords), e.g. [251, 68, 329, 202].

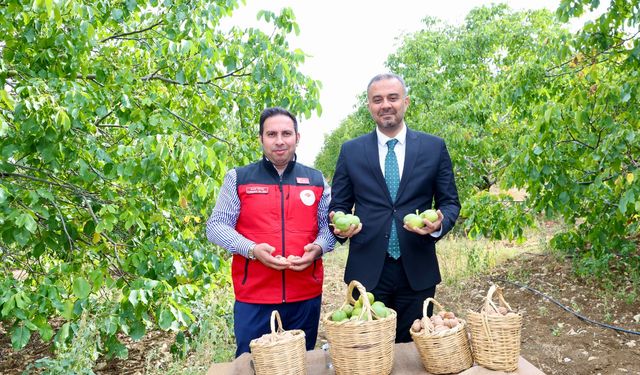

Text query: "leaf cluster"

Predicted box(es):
[316, 2, 640, 281]
[0, 0, 321, 356]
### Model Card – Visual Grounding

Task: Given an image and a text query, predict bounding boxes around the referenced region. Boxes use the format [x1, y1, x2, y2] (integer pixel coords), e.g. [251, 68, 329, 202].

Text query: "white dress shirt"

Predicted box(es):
[376, 124, 442, 237]
[376, 124, 407, 179]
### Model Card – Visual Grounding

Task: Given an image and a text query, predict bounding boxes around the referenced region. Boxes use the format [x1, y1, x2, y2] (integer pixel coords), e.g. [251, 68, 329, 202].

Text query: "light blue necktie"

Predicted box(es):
[385, 139, 401, 259]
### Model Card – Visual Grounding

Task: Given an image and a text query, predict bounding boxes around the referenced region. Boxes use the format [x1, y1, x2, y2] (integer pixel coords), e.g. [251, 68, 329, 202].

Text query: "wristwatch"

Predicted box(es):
[247, 245, 256, 260]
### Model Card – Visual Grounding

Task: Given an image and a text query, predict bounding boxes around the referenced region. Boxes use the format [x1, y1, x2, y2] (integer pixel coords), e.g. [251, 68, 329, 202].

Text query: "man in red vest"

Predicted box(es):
[206, 107, 335, 357]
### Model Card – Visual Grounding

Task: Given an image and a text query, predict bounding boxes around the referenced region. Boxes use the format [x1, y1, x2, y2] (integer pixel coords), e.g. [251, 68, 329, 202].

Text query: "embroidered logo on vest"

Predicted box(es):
[300, 189, 315, 206]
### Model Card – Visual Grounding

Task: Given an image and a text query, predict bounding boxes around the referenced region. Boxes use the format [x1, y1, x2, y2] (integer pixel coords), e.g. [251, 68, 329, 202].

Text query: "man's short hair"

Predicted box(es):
[367, 73, 408, 97]
[259, 107, 298, 135]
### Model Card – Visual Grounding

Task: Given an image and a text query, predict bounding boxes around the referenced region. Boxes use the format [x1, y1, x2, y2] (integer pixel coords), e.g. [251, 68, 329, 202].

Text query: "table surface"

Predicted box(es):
[207, 342, 546, 375]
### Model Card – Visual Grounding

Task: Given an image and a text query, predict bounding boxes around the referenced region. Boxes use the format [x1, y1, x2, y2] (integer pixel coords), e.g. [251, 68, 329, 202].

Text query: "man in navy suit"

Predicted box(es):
[329, 73, 461, 342]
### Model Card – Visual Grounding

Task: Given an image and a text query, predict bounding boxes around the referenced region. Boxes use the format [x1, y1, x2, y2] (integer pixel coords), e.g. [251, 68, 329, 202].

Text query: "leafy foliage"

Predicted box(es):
[317, 6, 558, 241]
[316, 2, 639, 279]
[314, 104, 371, 179]
[0, 0, 320, 356]
[507, 0, 640, 277]
[460, 191, 533, 243]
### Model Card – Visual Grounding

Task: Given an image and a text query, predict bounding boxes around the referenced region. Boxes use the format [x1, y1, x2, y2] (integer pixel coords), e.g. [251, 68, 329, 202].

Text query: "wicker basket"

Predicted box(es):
[249, 310, 307, 375]
[467, 284, 523, 372]
[410, 297, 473, 374]
[322, 280, 397, 375]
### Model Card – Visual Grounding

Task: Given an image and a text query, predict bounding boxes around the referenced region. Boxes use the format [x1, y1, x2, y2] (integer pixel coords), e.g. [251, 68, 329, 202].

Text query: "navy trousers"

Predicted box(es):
[370, 256, 436, 343]
[233, 295, 322, 357]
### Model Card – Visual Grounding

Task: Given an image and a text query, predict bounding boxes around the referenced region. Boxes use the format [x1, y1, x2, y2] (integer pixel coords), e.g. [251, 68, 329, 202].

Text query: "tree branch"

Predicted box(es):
[50, 197, 75, 254]
[83, 197, 131, 284]
[163, 107, 233, 146]
[546, 30, 640, 78]
[141, 74, 183, 85]
[94, 105, 119, 127]
[100, 21, 164, 43]
[141, 57, 255, 86]
[95, 124, 127, 129]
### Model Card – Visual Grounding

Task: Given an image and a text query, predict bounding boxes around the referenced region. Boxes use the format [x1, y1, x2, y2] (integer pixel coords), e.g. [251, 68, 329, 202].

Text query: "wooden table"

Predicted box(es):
[207, 342, 545, 374]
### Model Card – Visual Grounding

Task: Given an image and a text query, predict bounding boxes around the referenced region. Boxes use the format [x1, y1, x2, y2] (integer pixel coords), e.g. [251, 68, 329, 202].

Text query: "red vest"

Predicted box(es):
[232, 159, 325, 303]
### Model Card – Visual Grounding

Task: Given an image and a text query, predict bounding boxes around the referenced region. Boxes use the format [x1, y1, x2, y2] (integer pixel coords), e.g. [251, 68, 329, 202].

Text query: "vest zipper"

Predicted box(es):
[279, 176, 286, 303]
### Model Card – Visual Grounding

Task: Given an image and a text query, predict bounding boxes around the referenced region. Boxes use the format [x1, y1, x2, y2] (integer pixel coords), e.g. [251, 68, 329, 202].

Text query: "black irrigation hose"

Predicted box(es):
[492, 277, 640, 336]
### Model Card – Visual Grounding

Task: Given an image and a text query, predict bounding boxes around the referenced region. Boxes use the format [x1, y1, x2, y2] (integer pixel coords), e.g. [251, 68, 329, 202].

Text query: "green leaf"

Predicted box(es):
[44, 0, 53, 18]
[619, 190, 634, 215]
[61, 300, 75, 320]
[55, 109, 71, 132]
[128, 289, 139, 307]
[1, 295, 15, 317]
[533, 146, 543, 155]
[158, 308, 174, 330]
[0, 118, 8, 137]
[72, 277, 91, 299]
[111, 8, 124, 21]
[32, 0, 45, 11]
[176, 70, 186, 84]
[103, 315, 118, 336]
[223, 55, 236, 72]
[11, 325, 31, 350]
[0, 89, 15, 110]
[129, 319, 146, 340]
[33, 315, 54, 341]
[54, 322, 70, 345]
[106, 336, 128, 359]
[15, 213, 37, 233]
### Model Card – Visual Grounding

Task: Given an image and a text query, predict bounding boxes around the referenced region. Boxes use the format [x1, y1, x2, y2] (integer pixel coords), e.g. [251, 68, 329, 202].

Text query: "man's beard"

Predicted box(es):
[379, 117, 400, 128]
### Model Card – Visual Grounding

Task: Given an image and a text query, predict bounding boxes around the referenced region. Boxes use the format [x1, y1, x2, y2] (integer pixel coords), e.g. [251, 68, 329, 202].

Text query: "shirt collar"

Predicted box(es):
[262, 154, 297, 176]
[376, 123, 407, 147]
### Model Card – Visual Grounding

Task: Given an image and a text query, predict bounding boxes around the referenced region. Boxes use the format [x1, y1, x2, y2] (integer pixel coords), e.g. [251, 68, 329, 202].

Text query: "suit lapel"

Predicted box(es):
[363, 131, 391, 201]
[397, 127, 419, 199]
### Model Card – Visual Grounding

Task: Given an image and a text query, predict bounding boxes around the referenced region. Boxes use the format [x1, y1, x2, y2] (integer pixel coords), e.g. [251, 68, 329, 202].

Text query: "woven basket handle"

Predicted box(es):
[422, 297, 444, 318]
[346, 280, 373, 320]
[270, 310, 284, 334]
[484, 284, 513, 314]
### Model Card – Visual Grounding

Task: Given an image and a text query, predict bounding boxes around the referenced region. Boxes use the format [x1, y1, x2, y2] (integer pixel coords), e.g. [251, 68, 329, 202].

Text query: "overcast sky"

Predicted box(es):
[225, 0, 589, 165]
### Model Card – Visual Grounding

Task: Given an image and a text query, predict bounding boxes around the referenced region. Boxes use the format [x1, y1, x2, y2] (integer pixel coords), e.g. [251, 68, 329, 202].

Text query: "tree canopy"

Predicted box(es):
[0, 0, 321, 355]
[316, 1, 639, 278]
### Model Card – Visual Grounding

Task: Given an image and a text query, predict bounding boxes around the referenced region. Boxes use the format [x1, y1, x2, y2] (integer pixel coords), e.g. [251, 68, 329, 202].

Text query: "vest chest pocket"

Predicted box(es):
[285, 186, 319, 231]
[238, 185, 280, 231]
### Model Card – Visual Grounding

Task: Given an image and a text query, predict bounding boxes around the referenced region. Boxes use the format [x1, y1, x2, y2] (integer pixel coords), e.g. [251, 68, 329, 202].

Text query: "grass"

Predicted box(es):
[438, 224, 549, 284]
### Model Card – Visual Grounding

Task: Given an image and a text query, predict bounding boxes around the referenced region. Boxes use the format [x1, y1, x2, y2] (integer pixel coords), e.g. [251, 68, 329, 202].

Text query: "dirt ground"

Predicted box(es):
[1, 250, 639, 374]
[318, 251, 640, 375]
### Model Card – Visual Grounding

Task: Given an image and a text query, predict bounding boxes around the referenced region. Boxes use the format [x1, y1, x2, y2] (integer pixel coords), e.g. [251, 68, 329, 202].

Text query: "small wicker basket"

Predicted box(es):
[322, 280, 397, 375]
[410, 297, 473, 374]
[467, 284, 523, 372]
[249, 310, 307, 375]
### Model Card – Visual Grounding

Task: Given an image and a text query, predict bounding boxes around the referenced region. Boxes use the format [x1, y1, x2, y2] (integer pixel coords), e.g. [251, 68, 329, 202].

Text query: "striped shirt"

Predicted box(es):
[206, 168, 335, 258]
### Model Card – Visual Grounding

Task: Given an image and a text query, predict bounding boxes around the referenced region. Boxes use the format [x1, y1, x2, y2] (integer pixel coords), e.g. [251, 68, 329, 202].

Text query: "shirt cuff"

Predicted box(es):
[430, 227, 443, 238]
[236, 239, 256, 258]
[313, 239, 330, 254]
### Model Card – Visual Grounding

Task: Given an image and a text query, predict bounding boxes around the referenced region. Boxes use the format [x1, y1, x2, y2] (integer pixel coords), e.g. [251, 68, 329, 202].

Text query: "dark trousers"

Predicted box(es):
[233, 295, 322, 357]
[370, 256, 436, 343]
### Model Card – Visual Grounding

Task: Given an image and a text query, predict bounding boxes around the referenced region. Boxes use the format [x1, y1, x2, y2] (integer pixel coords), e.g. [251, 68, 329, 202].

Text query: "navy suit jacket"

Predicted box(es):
[329, 127, 461, 291]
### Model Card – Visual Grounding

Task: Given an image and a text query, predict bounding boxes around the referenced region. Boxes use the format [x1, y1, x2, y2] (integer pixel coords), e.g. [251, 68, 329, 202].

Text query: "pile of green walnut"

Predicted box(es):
[329, 292, 391, 322]
[331, 211, 361, 231]
[403, 209, 438, 229]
